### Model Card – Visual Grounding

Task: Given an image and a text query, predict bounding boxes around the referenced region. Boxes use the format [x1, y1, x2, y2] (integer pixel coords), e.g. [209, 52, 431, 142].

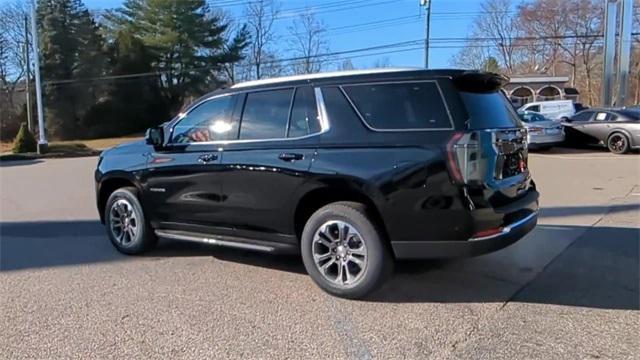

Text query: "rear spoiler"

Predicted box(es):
[452, 71, 510, 93]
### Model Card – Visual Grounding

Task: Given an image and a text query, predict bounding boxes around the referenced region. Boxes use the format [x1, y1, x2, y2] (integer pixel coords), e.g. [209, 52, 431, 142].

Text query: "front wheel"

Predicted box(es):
[104, 187, 157, 254]
[300, 202, 393, 299]
[607, 133, 630, 154]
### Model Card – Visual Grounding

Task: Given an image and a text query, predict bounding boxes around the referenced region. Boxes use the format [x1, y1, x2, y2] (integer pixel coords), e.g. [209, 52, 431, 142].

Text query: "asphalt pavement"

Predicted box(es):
[1, 149, 638, 359]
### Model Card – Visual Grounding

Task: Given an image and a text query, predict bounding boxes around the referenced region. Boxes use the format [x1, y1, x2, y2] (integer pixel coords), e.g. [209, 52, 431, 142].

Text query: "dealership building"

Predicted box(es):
[503, 75, 580, 108]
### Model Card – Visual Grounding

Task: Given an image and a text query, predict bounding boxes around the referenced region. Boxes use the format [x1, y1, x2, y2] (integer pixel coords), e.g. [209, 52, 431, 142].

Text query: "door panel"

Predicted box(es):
[141, 94, 240, 228]
[216, 86, 322, 241]
[142, 145, 225, 227]
[579, 112, 614, 141]
[218, 145, 316, 239]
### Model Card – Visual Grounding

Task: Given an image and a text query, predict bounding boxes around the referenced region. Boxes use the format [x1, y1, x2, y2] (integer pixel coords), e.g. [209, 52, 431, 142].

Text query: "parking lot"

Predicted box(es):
[1, 149, 638, 359]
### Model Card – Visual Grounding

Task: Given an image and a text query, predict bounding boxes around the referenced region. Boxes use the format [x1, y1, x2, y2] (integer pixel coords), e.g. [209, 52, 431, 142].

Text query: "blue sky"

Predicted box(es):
[11, 0, 482, 69]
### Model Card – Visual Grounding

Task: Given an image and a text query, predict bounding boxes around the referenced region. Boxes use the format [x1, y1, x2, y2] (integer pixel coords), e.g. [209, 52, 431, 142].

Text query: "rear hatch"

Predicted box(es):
[447, 73, 532, 207]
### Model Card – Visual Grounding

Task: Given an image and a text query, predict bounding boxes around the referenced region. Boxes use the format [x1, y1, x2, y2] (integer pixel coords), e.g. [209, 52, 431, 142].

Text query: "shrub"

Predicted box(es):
[12, 123, 37, 153]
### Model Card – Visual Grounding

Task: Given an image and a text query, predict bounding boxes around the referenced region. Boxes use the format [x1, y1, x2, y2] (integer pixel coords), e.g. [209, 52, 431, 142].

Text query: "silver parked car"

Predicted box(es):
[517, 111, 564, 150]
[563, 108, 640, 154]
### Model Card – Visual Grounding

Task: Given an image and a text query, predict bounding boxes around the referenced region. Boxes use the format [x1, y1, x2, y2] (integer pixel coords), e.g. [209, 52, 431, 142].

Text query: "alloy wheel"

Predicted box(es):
[312, 220, 368, 287]
[109, 199, 139, 246]
[608, 134, 626, 153]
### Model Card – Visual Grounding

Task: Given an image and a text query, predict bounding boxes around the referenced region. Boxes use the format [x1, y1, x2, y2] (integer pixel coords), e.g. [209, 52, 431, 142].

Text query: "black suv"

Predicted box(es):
[96, 69, 539, 298]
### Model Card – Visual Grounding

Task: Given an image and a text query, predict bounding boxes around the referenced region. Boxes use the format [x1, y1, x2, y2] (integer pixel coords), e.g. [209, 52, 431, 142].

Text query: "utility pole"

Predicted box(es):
[24, 15, 32, 133]
[601, 0, 617, 107]
[29, 0, 47, 153]
[617, 0, 633, 106]
[601, 0, 634, 107]
[421, 0, 432, 69]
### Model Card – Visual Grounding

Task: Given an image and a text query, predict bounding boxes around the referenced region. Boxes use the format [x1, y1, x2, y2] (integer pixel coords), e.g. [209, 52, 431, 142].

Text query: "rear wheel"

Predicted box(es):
[104, 187, 157, 254]
[300, 201, 393, 299]
[607, 133, 629, 154]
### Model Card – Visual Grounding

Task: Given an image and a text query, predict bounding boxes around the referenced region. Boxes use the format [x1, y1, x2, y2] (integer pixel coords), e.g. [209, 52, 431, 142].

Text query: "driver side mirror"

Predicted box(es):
[145, 127, 165, 148]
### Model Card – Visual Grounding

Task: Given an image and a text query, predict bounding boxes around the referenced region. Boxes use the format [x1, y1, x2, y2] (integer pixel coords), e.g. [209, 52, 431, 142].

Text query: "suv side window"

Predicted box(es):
[171, 95, 237, 143]
[288, 87, 320, 138]
[239, 89, 293, 140]
[342, 81, 452, 130]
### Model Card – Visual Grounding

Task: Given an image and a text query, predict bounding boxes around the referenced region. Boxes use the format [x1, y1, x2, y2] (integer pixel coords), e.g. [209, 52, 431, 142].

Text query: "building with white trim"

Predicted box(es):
[503, 75, 580, 108]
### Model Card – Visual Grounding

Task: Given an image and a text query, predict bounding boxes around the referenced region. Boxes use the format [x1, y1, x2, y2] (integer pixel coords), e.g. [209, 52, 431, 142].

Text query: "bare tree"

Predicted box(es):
[518, 0, 570, 77]
[288, 10, 330, 75]
[473, 0, 520, 74]
[0, 1, 29, 95]
[245, 0, 280, 80]
[0, 0, 30, 138]
[450, 34, 493, 70]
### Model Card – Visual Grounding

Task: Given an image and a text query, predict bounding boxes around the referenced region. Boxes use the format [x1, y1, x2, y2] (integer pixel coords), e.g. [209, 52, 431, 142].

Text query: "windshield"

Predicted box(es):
[460, 91, 521, 129]
[518, 112, 546, 123]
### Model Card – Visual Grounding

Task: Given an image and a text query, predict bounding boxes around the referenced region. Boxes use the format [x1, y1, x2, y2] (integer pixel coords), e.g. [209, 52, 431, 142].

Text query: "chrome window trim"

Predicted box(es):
[314, 87, 330, 132]
[338, 80, 455, 132]
[284, 88, 297, 138]
[167, 86, 329, 147]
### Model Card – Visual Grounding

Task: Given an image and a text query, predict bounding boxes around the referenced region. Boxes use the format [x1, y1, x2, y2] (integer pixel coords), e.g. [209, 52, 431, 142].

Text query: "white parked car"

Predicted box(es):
[518, 100, 575, 121]
[518, 111, 565, 150]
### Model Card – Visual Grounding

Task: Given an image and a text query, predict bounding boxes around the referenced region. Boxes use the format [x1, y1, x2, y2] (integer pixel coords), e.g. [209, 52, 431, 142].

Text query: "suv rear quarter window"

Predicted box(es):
[341, 81, 452, 130]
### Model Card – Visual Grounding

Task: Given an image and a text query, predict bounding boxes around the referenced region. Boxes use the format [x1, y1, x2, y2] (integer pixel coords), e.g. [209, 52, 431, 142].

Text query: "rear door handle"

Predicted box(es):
[198, 153, 218, 163]
[278, 153, 304, 162]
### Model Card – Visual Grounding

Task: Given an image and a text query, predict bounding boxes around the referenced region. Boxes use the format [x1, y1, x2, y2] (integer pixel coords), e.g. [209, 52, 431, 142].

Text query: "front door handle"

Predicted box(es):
[278, 153, 304, 162]
[198, 153, 218, 164]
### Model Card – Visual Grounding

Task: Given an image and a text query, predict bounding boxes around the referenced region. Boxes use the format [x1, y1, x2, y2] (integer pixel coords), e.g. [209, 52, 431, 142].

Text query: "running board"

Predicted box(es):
[154, 229, 296, 254]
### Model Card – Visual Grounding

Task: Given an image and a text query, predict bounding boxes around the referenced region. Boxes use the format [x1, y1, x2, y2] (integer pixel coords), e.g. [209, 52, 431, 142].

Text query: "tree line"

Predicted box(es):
[0, 0, 333, 141]
[452, 0, 640, 106]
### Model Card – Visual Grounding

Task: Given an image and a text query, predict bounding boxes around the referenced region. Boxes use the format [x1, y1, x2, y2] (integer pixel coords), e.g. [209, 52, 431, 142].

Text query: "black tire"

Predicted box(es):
[104, 187, 157, 255]
[607, 133, 630, 154]
[300, 201, 393, 299]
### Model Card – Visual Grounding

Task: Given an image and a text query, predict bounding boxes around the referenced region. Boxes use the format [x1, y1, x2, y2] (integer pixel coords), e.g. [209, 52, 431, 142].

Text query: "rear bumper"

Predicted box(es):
[528, 141, 563, 149]
[391, 210, 538, 259]
[528, 133, 565, 148]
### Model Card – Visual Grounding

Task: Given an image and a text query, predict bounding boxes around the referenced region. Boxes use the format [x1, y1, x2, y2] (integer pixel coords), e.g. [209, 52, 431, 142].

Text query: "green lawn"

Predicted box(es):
[0, 134, 143, 159]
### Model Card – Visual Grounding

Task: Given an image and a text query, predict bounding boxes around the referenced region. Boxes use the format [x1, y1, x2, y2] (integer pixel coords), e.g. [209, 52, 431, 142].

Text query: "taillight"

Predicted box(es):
[446, 132, 465, 183]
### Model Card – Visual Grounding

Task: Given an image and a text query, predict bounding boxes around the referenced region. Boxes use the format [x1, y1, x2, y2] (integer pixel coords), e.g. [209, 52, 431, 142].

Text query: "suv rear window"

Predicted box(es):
[460, 91, 521, 129]
[342, 82, 452, 130]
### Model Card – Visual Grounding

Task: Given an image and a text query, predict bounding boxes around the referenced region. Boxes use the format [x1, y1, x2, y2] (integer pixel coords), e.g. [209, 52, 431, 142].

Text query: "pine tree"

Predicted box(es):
[37, 0, 108, 140]
[12, 123, 37, 153]
[112, 0, 249, 111]
[482, 57, 501, 73]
